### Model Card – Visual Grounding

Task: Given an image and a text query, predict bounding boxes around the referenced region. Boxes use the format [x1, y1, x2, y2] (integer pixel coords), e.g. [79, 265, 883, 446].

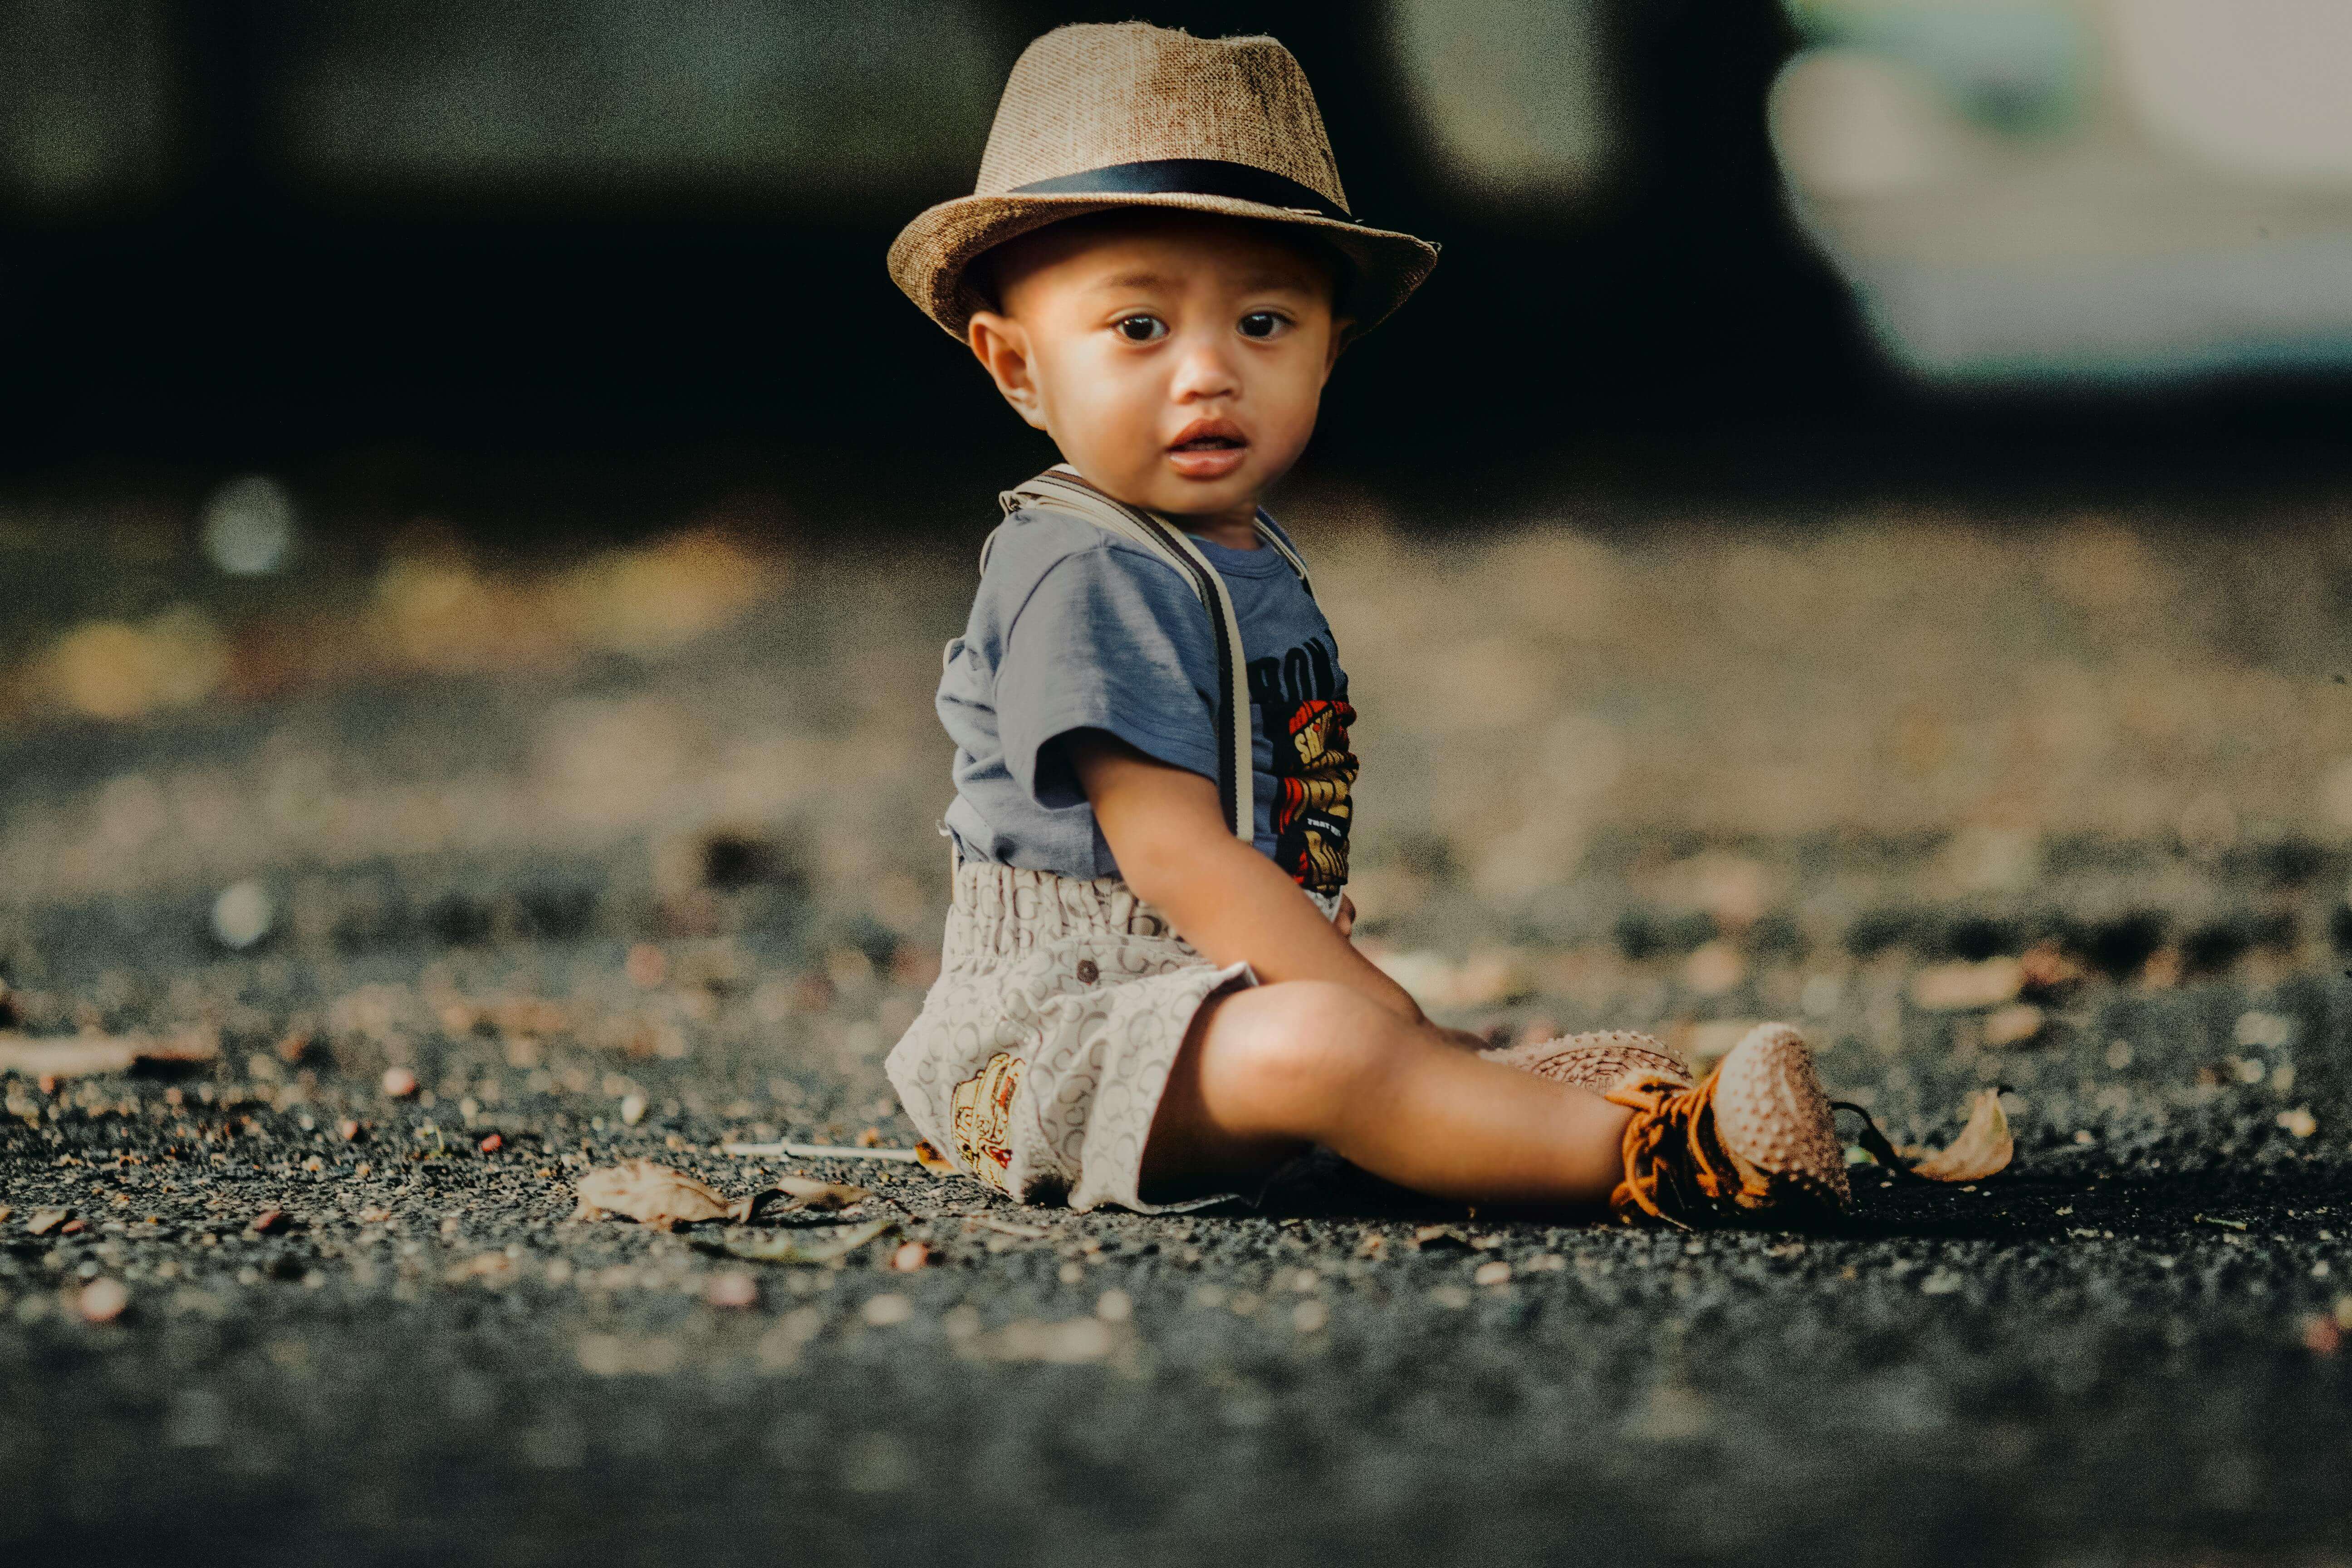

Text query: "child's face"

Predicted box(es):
[965, 210, 1352, 522]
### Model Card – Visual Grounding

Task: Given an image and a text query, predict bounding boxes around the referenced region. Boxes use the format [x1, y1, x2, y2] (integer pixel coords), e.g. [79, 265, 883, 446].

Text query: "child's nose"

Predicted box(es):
[1166, 330, 1243, 397]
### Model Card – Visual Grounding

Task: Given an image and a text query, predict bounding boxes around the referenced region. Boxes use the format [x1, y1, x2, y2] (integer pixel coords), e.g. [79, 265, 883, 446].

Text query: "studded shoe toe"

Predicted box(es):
[1602, 1021, 1850, 1228]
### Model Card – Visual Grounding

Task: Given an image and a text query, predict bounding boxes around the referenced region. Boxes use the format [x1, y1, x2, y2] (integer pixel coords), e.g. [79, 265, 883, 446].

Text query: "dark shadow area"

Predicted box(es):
[1231, 1140, 2352, 1249]
[10, 0, 2348, 508]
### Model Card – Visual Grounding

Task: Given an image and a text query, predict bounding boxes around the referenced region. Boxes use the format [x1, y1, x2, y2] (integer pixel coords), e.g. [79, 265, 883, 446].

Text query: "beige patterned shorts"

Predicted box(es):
[885, 852, 1340, 1213]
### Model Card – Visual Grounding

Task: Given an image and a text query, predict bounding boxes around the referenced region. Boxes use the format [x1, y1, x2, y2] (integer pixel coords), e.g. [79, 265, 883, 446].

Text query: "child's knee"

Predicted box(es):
[1198, 979, 1396, 1114]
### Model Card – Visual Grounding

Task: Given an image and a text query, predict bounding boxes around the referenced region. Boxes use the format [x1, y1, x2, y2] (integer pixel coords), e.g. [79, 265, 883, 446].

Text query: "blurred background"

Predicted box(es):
[13, 11, 2352, 1557]
[9, 0, 2352, 478]
[4, 0, 2352, 1096]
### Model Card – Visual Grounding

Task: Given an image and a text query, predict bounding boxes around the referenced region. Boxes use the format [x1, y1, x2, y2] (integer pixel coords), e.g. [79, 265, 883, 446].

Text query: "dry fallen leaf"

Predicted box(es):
[706, 1216, 898, 1265]
[0, 1030, 218, 1078]
[913, 1139, 956, 1175]
[0, 1037, 137, 1077]
[960, 1315, 1125, 1365]
[571, 1159, 753, 1229]
[2017, 941, 2081, 992]
[1908, 1089, 2015, 1182]
[970, 1215, 1048, 1241]
[1910, 958, 2025, 1012]
[27, 1208, 69, 1236]
[1981, 1003, 2045, 1049]
[445, 1252, 517, 1285]
[772, 1176, 871, 1212]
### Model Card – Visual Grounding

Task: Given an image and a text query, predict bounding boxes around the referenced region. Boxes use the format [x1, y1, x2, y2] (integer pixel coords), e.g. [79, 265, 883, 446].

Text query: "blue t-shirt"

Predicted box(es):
[937, 503, 1357, 897]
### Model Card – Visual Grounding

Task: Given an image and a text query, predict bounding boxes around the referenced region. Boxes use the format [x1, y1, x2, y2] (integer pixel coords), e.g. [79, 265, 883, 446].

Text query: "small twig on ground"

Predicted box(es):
[721, 1141, 921, 1162]
[967, 1215, 1049, 1240]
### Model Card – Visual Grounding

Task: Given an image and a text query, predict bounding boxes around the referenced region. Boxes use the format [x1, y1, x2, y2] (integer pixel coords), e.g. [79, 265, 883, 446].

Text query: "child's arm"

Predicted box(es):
[1065, 729, 1460, 1034]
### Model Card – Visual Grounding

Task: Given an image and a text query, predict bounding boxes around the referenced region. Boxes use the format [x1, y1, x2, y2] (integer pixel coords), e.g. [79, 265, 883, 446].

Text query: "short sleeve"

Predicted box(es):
[994, 544, 1220, 809]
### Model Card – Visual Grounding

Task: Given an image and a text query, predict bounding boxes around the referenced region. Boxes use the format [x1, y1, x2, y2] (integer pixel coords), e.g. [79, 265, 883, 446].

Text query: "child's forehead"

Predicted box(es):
[997, 210, 1334, 295]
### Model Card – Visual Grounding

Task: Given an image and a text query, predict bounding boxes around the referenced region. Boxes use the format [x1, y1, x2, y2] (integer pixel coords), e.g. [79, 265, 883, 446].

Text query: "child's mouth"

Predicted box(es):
[1167, 421, 1250, 479]
[1166, 439, 1249, 479]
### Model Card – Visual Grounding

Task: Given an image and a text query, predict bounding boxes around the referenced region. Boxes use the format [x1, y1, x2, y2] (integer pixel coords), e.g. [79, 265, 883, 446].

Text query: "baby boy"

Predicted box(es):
[880, 21, 1851, 1225]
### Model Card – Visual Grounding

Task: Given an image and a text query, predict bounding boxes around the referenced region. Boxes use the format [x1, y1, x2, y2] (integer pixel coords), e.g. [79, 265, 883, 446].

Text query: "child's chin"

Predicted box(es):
[1159, 478, 1249, 506]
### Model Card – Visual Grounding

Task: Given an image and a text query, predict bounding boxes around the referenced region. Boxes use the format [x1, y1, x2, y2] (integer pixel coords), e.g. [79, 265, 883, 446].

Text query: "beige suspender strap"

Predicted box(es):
[984, 462, 1308, 844]
[1145, 512, 1255, 844]
[1250, 516, 1314, 598]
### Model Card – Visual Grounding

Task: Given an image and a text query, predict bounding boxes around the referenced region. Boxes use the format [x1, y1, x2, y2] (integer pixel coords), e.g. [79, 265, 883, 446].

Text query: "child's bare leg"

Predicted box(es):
[1141, 980, 1635, 1205]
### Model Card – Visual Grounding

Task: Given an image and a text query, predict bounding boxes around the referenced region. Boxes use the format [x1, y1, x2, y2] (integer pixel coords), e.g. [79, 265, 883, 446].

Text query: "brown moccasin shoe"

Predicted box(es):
[1602, 1021, 1851, 1228]
[1482, 1029, 1695, 1094]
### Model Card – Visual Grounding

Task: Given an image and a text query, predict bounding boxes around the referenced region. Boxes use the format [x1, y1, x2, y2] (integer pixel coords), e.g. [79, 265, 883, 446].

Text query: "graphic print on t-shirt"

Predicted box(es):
[1246, 633, 1357, 895]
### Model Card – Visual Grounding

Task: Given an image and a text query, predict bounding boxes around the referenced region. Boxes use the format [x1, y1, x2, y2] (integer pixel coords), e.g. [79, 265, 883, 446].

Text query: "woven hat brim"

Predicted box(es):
[887, 190, 1440, 349]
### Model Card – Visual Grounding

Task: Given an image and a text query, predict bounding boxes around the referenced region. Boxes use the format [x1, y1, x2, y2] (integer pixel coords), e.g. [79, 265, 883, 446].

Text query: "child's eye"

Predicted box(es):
[1114, 314, 1166, 342]
[1238, 311, 1289, 339]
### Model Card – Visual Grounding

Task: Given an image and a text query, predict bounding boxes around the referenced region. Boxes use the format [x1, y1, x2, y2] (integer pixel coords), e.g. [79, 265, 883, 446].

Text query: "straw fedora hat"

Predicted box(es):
[887, 20, 1441, 349]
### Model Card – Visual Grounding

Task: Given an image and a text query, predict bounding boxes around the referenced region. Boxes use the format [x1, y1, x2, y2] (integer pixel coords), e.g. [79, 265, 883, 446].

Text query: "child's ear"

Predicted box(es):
[966, 311, 1050, 431]
[1322, 318, 1356, 379]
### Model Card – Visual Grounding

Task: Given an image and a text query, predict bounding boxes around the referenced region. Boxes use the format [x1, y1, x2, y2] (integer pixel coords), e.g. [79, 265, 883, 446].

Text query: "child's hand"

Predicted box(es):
[1333, 892, 1356, 937]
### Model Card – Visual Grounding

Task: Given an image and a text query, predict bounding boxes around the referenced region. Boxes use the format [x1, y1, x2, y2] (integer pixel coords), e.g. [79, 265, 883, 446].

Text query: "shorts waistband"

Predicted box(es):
[946, 858, 1187, 964]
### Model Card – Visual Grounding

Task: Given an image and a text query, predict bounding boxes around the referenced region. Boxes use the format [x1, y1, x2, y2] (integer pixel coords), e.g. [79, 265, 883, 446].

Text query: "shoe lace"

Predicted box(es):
[1603, 1067, 1773, 1230]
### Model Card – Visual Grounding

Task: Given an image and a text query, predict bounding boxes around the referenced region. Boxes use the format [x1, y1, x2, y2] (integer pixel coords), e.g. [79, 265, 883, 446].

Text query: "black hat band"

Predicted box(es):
[1008, 158, 1359, 224]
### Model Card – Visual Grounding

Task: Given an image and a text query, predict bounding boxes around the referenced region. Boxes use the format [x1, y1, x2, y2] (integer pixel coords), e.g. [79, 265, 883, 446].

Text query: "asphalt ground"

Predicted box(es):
[6, 481, 2352, 1564]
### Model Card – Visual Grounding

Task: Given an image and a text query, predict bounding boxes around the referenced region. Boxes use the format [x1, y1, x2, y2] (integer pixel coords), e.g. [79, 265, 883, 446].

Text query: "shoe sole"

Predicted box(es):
[1482, 1029, 1694, 1093]
[1710, 1023, 1852, 1213]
